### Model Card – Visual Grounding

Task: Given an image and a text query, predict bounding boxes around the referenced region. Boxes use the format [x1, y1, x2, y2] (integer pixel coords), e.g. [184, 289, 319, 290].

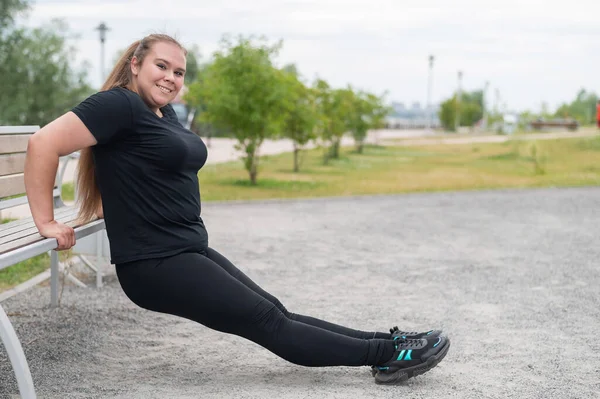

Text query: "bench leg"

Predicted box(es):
[0, 304, 37, 399]
[50, 250, 59, 307]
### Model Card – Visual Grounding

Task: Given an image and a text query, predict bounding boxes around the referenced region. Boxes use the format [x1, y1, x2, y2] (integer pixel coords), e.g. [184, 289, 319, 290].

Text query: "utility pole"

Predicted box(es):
[494, 88, 500, 114]
[455, 70, 463, 132]
[482, 80, 490, 131]
[426, 55, 435, 131]
[95, 22, 110, 85]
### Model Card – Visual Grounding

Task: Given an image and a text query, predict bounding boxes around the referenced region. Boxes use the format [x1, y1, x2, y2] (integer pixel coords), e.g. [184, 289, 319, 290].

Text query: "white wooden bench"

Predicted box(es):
[0, 125, 106, 399]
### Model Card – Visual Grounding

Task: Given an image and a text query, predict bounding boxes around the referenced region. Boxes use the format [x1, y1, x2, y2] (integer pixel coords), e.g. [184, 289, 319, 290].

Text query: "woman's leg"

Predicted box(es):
[116, 252, 395, 367]
[205, 247, 391, 340]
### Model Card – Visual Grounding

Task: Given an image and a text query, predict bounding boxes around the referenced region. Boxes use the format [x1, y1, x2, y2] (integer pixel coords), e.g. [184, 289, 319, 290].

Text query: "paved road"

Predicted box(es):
[1, 187, 599, 398]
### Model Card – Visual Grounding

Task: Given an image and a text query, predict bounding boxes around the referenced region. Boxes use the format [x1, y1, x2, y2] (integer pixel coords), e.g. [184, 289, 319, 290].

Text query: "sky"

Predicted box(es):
[20, 0, 600, 113]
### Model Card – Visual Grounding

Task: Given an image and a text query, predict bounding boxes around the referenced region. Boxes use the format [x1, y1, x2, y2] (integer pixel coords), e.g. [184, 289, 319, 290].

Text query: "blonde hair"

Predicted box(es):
[76, 34, 187, 223]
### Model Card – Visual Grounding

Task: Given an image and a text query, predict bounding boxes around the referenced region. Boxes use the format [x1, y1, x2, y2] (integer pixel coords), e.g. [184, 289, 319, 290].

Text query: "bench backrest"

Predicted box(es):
[0, 126, 64, 212]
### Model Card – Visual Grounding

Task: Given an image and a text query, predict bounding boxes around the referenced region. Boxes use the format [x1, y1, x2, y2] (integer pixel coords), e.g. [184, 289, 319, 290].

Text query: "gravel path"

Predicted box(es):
[1, 187, 600, 398]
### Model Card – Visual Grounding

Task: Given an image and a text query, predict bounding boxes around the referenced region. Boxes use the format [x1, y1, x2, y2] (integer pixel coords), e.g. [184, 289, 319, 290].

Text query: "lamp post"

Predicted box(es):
[455, 70, 463, 132]
[426, 55, 435, 131]
[95, 22, 110, 84]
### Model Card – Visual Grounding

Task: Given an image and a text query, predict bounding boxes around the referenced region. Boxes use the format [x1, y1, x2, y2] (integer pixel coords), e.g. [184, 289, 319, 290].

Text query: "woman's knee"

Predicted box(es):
[269, 297, 291, 317]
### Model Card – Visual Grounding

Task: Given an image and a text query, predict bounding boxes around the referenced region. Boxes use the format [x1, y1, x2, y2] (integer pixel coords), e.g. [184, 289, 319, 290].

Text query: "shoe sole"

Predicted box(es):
[373, 338, 451, 385]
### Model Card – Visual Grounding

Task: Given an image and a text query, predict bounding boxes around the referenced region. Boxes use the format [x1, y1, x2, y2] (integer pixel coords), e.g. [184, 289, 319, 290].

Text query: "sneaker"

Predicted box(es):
[390, 326, 443, 340]
[370, 327, 443, 376]
[373, 335, 451, 384]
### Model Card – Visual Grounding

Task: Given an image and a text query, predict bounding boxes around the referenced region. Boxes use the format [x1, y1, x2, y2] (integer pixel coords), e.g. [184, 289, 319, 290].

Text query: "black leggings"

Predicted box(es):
[115, 248, 395, 367]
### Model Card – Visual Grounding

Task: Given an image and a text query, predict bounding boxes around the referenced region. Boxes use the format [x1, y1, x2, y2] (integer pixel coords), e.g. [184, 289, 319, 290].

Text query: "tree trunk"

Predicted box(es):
[248, 156, 258, 185]
[330, 138, 340, 158]
[293, 144, 300, 172]
[244, 146, 259, 185]
[356, 141, 364, 154]
[322, 144, 330, 165]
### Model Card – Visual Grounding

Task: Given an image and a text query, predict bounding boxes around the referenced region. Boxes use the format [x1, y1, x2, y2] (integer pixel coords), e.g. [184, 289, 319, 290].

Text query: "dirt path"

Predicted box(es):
[2, 187, 599, 398]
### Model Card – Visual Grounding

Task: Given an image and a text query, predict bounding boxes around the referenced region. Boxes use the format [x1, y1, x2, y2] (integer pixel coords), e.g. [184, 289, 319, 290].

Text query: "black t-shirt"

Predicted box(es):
[71, 87, 209, 264]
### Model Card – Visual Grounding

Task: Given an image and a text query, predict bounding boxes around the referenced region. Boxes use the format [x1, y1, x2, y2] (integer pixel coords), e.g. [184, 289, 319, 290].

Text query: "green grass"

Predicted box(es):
[196, 136, 600, 201]
[61, 181, 74, 202]
[60, 137, 600, 202]
[0, 253, 50, 291]
[5, 135, 600, 292]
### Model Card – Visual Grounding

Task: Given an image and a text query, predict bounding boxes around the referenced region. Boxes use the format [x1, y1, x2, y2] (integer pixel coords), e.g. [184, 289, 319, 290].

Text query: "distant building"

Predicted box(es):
[385, 101, 441, 129]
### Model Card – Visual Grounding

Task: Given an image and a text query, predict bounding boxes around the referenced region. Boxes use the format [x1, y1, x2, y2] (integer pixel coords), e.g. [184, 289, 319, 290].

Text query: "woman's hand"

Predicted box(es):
[38, 220, 76, 250]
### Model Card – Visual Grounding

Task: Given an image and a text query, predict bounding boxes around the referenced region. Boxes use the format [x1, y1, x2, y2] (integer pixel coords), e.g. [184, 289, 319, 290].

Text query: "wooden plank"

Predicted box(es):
[0, 209, 81, 245]
[0, 174, 25, 199]
[0, 126, 39, 135]
[0, 207, 79, 239]
[0, 153, 26, 176]
[0, 135, 31, 154]
[0, 219, 83, 254]
[0, 219, 105, 268]
[0, 205, 75, 233]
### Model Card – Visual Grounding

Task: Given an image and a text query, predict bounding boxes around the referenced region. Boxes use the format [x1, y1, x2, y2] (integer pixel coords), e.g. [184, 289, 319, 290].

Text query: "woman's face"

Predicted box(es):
[130, 41, 186, 115]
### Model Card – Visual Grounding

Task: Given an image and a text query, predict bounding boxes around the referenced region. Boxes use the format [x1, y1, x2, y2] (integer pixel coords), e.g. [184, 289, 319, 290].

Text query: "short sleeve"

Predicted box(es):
[71, 88, 134, 145]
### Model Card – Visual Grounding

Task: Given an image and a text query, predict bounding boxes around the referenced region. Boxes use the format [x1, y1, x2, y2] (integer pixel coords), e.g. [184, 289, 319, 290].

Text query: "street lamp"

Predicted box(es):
[426, 55, 435, 132]
[95, 22, 110, 85]
[455, 70, 463, 132]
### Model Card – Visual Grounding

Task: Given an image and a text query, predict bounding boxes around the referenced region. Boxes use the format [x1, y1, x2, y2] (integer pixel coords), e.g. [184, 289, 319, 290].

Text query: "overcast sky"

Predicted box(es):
[23, 0, 599, 112]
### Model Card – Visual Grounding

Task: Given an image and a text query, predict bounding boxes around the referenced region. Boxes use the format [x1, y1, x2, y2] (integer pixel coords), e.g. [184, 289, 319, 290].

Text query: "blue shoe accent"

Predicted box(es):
[433, 337, 442, 348]
[396, 350, 406, 361]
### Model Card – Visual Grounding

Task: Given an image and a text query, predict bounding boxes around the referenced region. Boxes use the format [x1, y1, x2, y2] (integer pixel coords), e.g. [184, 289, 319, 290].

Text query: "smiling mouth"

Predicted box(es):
[156, 84, 173, 94]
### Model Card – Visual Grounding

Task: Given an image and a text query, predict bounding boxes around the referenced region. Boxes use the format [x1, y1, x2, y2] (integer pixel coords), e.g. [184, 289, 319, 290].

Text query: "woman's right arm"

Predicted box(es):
[25, 112, 98, 250]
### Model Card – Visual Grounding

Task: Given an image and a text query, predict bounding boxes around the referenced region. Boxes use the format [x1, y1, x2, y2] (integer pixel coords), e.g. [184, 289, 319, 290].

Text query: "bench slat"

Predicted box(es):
[0, 153, 27, 176]
[0, 126, 39, 135]
[0, 219, 105, 270]
[0, 212, 97, 255]
[0, 204, 75, 233]
[0, 207, 79, 239]
[0, 135, 31, 155]
[0, 174, 26, 198]
[0, 208, 80, 242]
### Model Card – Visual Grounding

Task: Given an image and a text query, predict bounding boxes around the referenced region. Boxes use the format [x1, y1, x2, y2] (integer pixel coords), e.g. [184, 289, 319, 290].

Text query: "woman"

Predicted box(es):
[24, 34, 450, 385]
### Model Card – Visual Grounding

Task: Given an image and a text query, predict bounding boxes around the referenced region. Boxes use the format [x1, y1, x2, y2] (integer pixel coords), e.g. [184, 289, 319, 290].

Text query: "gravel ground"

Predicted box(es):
[1, 187, 600, 399]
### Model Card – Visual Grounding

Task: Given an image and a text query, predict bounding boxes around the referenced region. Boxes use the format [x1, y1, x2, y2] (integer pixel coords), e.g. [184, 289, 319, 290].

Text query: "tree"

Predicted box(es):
[184, 44, 202, 85]
[0, 18, 93, 125]
[312, 80, 353, 163]
[554, 88, 598, 125]
[278, 65, 318, 172]
[346, 89, 390, 153]
[0, 0, 28, 28]
[438, 91, 483, 131]
[187, 35, 286, 184]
